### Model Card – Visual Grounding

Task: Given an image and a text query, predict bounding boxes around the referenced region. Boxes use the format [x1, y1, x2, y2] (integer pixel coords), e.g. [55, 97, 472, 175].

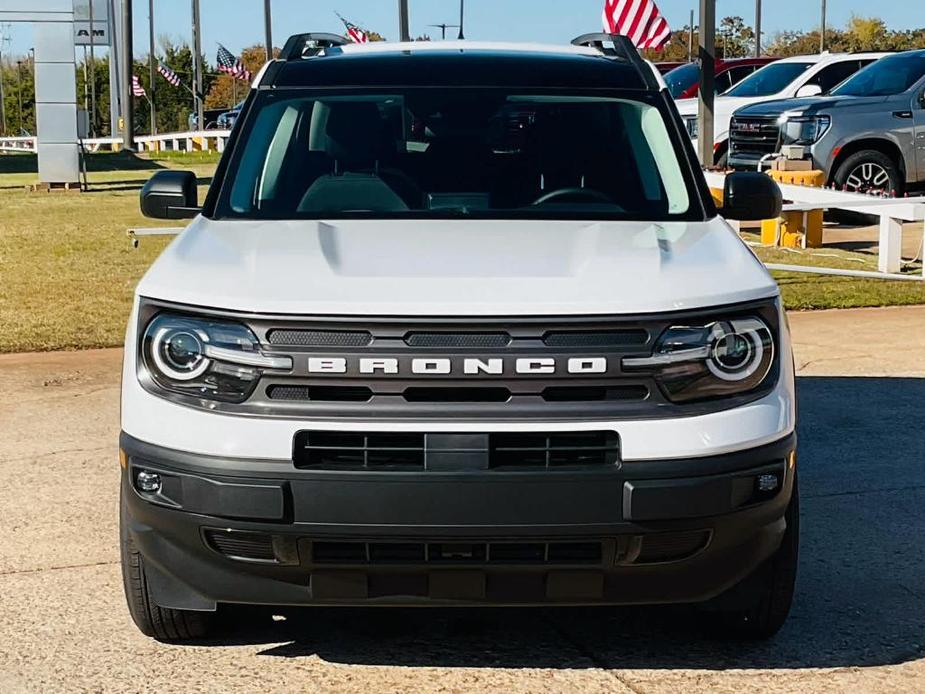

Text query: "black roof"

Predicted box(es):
[267, 48, 651, 90]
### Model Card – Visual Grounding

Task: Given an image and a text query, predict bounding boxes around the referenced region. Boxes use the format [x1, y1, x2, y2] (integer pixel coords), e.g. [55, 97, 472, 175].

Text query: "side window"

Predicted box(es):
[714, 70, 734, 93]
[729, 65, 758, 86]
[806, 60, 865, 93]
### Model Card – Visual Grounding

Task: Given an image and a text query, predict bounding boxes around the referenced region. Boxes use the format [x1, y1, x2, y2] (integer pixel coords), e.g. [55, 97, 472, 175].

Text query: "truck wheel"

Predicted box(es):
[120, 493, 215, 641]
[704, 473, 799, 640]
[832, 150, 904, 224]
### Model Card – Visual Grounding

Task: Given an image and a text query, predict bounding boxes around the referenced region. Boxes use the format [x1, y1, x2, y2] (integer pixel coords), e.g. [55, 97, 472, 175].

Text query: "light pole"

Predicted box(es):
[697, 0, 716, 167]
[755, 0, 762, 56]
[16, 59, 23, 136]
[458, 0, 465, 40]
[121, 0, 134, 150]
[264, 0, 273, 61]
[89, 0, 97, 137]
[0, 46, 6, 136]
[429, 24, 460, 40]
[398, 0, 410, 42]
[820, 0, 827, 53]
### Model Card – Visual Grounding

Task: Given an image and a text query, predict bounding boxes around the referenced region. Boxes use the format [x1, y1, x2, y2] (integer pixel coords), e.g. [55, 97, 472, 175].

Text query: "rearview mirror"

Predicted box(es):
[795, 84, 823, 98]
[140, 170, 200, 219]
[721, 172, 783, 221]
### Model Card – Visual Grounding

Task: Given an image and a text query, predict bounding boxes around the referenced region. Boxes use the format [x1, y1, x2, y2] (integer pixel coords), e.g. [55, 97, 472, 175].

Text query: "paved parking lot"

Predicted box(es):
[1, 306, 924, 693]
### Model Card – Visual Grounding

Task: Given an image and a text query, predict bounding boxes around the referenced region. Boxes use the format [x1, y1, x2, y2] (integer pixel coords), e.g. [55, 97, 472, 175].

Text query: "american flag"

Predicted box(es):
[217, 44, 252, 81]
[337, 13, 369, 44]
[157, 62, 181, 87]
[602, 0, 672, 51]
[131, 75, 146, 97]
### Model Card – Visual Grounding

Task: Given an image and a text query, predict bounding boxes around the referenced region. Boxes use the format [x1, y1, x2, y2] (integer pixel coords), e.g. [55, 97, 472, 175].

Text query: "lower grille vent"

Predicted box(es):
[205, 530, 277, 563]
[296, 432, 427, 469]
[311, 540, 603, 566]
[490, 432, 620, 468]
[294, 431, 621, 470]
[635, 531, 710, 564]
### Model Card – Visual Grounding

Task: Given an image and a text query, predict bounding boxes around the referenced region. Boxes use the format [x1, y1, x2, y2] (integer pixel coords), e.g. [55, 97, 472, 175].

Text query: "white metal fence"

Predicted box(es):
[705, 171, 925, 281]
[1, 130, 232, 154]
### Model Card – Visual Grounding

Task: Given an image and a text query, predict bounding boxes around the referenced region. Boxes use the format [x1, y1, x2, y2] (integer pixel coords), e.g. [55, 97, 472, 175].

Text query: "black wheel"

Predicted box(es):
[120, 490, 215, 641]
[703, 473, 799, 640]
[831, 150, 904, 224]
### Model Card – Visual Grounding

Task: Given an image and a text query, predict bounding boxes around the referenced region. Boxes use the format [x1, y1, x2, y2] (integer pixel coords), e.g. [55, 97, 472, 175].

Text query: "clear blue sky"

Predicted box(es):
[1, 0, 923, 58]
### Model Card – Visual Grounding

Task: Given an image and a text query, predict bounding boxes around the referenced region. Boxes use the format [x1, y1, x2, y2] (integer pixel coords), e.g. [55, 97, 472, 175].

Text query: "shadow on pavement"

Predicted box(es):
[199, 376, 925, 670]
[0, 151, 167, 175]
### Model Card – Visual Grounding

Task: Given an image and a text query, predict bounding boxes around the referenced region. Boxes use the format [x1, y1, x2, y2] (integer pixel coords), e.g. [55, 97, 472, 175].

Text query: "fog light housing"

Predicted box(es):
[756, 473, 780, 493]
[136, 470, 162, 493]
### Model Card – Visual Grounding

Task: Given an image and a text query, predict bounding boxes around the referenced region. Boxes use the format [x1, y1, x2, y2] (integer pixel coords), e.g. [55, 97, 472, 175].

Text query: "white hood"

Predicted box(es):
[137, 217, 778, 316]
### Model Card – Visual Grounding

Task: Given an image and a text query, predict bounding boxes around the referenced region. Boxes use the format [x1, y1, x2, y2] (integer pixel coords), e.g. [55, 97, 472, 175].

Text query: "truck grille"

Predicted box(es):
[293, 430, 621, 470]
[729, 116, 781, 158]
[139, 300, 780, 420]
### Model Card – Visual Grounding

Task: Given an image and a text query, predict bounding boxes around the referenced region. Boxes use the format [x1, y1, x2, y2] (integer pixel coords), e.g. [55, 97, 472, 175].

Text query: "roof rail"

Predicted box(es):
[571, 33, 660, 90]
[280, 33, 351, 61]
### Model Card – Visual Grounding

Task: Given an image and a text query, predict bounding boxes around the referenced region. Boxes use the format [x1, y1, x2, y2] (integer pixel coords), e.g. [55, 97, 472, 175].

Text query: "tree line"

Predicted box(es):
[646, 15, 925, 61]
[2, 16, 923, 138]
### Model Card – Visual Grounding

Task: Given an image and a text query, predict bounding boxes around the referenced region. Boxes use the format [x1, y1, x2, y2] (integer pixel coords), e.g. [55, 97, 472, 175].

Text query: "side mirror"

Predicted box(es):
[795, 84, 823, 98]
[140, 170, 200, 219]
[721, 172, 783, 221]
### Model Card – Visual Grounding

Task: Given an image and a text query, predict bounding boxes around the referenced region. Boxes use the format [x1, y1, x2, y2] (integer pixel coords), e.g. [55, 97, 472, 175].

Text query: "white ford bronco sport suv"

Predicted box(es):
[121, 33, 796, 642]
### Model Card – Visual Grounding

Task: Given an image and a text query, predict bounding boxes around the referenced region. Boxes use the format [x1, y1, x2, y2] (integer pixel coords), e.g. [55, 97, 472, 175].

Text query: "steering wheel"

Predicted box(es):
[531, 187, 613, 206]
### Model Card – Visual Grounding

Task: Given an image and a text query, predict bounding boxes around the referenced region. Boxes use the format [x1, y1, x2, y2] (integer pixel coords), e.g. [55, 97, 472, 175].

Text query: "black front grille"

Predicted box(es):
[294, 430, 621, 470]
[267, 329, 372, 347]
[405, 332, 512, 348]
[729, 116, 781, 156]
[311, 540, 604, 566]
[543, 330, 648, 347]
[204, 530, 277, 563]
[268, 385, 373, 402]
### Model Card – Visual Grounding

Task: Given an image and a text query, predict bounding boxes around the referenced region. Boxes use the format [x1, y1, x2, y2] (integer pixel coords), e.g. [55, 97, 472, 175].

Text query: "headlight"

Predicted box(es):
[142, 314, 292, 403]
[778, 114, 830, 145]
[683, 115, 699, 140]
[623, 317, 774, 403]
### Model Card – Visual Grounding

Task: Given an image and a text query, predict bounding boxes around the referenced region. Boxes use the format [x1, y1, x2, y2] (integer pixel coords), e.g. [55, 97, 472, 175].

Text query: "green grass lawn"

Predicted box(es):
[1, 152, 924, 353]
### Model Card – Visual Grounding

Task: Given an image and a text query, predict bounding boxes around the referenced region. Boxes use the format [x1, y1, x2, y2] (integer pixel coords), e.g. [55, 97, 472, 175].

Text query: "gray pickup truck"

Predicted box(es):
[728, 50, 925, 196]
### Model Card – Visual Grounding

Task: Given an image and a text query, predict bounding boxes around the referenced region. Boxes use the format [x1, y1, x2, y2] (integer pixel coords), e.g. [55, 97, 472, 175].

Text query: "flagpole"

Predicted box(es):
[191, 0, 204, 129]
[148, 0, 157, 135]
[688, 9, 694, 62]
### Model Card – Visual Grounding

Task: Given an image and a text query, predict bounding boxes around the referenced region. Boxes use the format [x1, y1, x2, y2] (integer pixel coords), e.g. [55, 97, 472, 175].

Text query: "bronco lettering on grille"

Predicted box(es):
[305, 357, 610, 376]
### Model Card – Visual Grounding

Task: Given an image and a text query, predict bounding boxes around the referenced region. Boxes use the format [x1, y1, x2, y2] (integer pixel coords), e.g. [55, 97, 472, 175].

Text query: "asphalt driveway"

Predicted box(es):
[1, 307, 923, 693]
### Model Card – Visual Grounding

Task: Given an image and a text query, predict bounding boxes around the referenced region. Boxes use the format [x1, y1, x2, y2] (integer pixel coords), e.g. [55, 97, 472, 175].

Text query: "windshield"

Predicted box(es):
[216, 89, 695, 221]
[726, 62, 813, 97]
[665, 63, 700, 98]
[831, 54, 925, 97]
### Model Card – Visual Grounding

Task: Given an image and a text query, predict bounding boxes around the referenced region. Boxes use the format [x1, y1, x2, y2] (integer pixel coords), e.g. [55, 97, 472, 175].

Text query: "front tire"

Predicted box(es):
[120, 490, 215, 641]
[831, 150, 904, 224]
[703, 473, 799, 640]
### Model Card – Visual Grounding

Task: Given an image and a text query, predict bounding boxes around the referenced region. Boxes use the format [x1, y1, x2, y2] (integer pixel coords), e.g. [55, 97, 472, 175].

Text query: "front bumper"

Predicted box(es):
[121, 431, 797, 610]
